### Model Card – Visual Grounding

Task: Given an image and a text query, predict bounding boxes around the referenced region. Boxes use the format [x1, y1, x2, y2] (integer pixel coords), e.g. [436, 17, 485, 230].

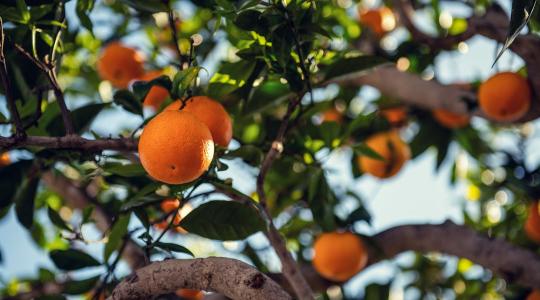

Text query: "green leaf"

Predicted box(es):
[323, 55, 388, 81]
[180, 200, 266, 240]
[345, 205, 372, 225]
[353, 143, 385, 161]
[76, 0, 95, 34]
[47, 206, 72, 232]
[120, 183, 161, 211]
[154, 242, 194, 256]
[171, 67, 202, 99]
[49, 249, 100, 271]
[494, 0, 537, 65]
[113, 90, 143, 116]
[104, 163, 146, 177]
[16, 0, 30, 23]
[364, 281, 391, 300]
[0, 160, 32, 209]
[82, 206, 94, 224]
[307, 169, 336, 231]
[15, 176, 40, 229]
[103, 214, 130, 262]
[234, 9, 263, 31]
[120, 0, 169, 12]
[46, 103, 107, 135]
[63, 275, 100, 295]
[224, 145, 264, 166]
[243, 81, 291, 115]
[132, 75, 172, 103]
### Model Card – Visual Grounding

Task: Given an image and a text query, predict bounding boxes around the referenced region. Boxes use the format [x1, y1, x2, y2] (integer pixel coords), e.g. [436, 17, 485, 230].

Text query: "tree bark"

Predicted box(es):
[108, 257, 292, 300]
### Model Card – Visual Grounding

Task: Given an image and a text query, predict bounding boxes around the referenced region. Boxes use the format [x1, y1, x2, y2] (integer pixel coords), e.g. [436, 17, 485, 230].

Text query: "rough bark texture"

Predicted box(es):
[108, 257, 292, 300]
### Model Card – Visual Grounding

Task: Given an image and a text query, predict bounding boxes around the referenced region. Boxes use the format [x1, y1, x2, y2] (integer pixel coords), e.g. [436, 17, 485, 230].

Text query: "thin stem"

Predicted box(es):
[13, 44, 75, 135]
[0, 18, 26, 139]
[165, 1, 183, 69]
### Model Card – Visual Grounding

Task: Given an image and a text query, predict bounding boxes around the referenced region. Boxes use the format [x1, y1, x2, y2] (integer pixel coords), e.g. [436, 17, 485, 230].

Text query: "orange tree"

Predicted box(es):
[0, 0, 540, 299]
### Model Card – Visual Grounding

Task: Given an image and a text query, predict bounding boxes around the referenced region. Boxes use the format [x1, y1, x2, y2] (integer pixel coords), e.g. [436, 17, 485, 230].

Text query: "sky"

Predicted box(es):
[0, 0, 533, 299]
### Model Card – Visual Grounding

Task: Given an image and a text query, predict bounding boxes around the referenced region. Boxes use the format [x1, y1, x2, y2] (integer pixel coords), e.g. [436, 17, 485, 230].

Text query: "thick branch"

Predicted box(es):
[272, 221, 540, 292]
[376, 2, 540, 122]
[369, 221, 540, 288]
[108, 257, 292, 300]
[0, 135, 137, 151]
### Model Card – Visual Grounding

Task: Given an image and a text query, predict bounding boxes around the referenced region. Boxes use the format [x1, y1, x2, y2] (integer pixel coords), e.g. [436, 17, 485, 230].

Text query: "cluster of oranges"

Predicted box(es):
[97, 43, 233, 185]
[97, 42, 173, 111]
[138, 96, 232, 184]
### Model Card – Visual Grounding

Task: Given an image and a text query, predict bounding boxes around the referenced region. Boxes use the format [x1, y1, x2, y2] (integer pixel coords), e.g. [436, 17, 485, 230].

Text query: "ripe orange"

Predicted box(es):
[138, 111, 214, 184]
[359, 7, 396, 37]
[176, 289, 203, 300]
[166, 96, 233, 147]
[380, 107, 407, 127]
[357, 131, 410, 179]
[154, 213, 186, 233]
[432, 109, 470, 129]
[527, 290, 540, 300]
[97, 42, 145, 88]
[312, 231, 368, 282]
[478, 72, 531, 122]
[525, 202, 540, 243]
[160, 198, 180, 214]
[321, 108, 343, 123]
[0, 152, 10, 167]
[140, 71, 170, 111]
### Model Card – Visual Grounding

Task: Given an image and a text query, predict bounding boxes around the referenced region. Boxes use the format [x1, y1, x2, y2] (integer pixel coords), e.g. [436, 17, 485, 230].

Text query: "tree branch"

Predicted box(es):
[0, 135, 137, 151]
[13, 43, 75, 135]
[108, 257, 292, 300]
[271, 221, 540, 292]
[0, 18, 25, 138]
[255, 98, 314, 300]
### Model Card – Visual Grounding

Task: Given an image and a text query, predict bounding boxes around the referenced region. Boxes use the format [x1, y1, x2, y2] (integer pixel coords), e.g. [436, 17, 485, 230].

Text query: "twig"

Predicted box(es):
[14, 44, 75, 135]
[0, 18, 25, 139]
[165, 1, 184, 68]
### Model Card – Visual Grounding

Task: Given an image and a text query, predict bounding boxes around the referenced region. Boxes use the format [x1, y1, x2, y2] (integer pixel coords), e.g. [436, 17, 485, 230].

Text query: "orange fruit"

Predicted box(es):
[525, 202, 540, 243]
[321, 108, 343, 123]
[312, 231, 368, 282]
[160, 198, 180, 214]
[527, 290, 540, 300]
[478, 72, 531, 122]
[0, 152, 10, 167]
[97, 42, 145, 88]
[154, 213, 186, 233]
[138, 111, 214, 184]
[140, 71, 170, 111]
[380, 107, 407, 127]
[166, 96, 233, 147]
[359, 7, 396, 37]
[357, 131, 410, 179]
[432, 109, 470, 129]
[176, 289, 203, 300]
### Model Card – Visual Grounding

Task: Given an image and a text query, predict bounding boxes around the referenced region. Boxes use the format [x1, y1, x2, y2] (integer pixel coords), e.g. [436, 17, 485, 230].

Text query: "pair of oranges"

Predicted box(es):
[138, 96, 232, 185]
[97, 42, 173, 110]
